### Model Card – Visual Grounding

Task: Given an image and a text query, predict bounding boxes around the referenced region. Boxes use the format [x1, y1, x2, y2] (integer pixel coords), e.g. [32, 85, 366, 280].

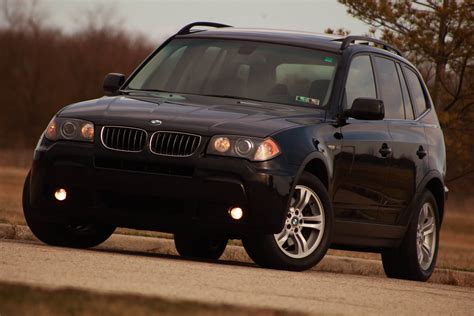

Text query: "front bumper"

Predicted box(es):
[28, 138, 297, 236]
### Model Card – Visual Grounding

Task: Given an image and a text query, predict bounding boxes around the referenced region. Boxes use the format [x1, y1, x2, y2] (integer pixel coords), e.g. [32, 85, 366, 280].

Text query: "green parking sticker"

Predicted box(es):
[296, 96, 320, 105]
[324, 57, 333, 63]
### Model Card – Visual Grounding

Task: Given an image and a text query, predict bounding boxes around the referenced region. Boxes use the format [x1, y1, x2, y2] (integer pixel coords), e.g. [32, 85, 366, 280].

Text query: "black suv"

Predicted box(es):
[23, 22, 447, 281]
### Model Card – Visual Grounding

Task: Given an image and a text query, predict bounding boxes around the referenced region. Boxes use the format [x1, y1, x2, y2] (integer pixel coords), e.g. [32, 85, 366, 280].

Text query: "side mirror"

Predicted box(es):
[345, 98, 384, 120]
[103, 73, 125, 95]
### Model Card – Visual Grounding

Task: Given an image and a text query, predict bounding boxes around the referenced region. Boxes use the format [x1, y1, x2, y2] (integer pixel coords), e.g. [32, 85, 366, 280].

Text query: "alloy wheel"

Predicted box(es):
[416, 202, 437, 270]
[274, 185, 325, 259]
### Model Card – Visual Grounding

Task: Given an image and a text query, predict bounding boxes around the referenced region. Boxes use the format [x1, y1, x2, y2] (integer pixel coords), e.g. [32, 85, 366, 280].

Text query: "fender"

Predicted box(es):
[286, 149, 334, 212]
[294, 151, 332, 185]
[398, 169, 445, 227]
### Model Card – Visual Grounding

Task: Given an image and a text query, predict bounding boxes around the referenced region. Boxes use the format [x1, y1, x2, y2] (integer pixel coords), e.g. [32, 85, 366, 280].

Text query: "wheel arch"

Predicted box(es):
[424, 176, 445, 224]
[412, 171, 446, 225]
[304, 158, 329, 189]
[294, 151, 333, 191]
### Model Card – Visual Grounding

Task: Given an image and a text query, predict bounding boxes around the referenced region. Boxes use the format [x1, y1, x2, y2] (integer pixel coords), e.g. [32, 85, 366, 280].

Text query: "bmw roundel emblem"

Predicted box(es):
[150, 119, 162, 126]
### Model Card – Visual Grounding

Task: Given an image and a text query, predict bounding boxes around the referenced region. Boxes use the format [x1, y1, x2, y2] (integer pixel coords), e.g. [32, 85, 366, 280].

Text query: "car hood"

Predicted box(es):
[58, 94, 326, 138]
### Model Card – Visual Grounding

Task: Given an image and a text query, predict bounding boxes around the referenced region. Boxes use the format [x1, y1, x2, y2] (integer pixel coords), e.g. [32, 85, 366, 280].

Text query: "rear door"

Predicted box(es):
[333, 54, 392, 223]
[372, 56, 428, 224]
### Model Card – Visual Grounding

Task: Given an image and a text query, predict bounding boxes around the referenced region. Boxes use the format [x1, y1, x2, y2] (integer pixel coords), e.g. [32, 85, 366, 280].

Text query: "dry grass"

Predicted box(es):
[0, 149, 33, 169]
[1, 162, 473, 284]
[0, 281, 297, 316]
[0, 166, 28, 225]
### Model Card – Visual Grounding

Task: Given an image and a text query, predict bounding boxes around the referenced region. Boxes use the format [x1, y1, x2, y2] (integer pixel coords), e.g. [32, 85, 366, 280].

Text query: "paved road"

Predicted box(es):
[0, 238, 473, 315]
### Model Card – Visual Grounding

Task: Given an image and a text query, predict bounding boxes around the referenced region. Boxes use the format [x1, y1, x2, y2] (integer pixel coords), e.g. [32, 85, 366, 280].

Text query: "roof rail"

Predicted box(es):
[334, 36, 403, 56]
[176, 22, 232, 35]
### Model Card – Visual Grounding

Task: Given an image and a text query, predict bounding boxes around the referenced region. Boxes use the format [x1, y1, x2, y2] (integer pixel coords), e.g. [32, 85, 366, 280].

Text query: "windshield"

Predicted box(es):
[127, 38, 339, 107]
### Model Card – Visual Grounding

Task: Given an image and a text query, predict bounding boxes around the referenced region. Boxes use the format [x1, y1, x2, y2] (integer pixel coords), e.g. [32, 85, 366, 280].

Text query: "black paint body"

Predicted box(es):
[27, 28, 447, 251]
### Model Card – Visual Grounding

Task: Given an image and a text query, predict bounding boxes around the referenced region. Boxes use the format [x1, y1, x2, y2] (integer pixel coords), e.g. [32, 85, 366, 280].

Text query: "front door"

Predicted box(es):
[332, 54, 393, 223]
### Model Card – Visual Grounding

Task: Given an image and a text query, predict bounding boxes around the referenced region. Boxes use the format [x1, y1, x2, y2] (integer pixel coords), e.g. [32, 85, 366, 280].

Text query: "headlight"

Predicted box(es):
[214, 136, 231, 153]
[44, 117, 94, 142]
[207, 135, 280, 161]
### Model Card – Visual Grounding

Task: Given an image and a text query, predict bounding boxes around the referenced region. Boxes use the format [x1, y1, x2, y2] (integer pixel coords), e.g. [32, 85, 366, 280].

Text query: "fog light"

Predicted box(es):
[54, 188, 67, 201]
[229, 207, 243, 220]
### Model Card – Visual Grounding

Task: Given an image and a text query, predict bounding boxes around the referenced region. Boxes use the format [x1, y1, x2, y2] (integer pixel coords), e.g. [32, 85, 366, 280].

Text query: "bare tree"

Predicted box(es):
[1, 0, 47, 32]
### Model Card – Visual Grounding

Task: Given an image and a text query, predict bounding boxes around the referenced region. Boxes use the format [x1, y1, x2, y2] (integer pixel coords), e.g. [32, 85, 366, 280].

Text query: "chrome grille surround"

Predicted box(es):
[101, 126, 147, 152]
[149, 131, 201, 157]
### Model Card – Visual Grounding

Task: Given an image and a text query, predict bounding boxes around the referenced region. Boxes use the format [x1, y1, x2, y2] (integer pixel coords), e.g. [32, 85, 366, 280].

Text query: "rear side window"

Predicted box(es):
[404, 67, 428, 117]
[396, 63, 415, 120]
[373, 56, 404, 119]
[345, 55, 376, 110]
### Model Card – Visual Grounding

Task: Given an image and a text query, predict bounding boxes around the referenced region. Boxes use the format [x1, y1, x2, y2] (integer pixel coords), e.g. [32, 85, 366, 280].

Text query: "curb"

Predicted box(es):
[1, 223, 473, 287]
[0, 223, 36, 241]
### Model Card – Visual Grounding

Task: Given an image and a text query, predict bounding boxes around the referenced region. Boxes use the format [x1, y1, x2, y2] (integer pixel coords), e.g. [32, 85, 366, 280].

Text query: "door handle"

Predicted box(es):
[417, 146, 427, 159]
[379, 143, 392, 158]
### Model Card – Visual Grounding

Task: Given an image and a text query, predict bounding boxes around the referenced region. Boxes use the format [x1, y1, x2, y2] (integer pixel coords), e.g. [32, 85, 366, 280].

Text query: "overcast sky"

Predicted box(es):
[35, 0, 369, 42]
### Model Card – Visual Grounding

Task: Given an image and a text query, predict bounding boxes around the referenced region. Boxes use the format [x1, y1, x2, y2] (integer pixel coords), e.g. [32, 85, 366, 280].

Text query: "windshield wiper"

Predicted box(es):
[120, 89, 170, 96]
[191, 93, 265, 104]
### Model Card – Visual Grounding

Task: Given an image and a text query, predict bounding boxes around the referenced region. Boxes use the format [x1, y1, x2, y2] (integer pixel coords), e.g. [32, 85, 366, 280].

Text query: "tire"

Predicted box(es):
[23, 171, 116, 249]
[174, 232, 228, 260]
[381, 190, 440, 281]
[242, 172, 333, 271]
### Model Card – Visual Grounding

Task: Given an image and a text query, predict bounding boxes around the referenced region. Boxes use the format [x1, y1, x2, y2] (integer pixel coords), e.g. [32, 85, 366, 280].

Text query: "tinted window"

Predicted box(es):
[344, 55, 376, 110]
[404, 67, 428, 116]
[276, 64, 336, 105]
[396, 63, 414, 120]
[373, 57, 404, 119]
[128, 39, 339, 107]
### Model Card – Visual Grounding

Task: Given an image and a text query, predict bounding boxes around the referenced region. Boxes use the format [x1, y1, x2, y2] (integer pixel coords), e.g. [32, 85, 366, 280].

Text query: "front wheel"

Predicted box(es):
[23, 172, 116, 249]
[242, 172, 333, 271]
[174, 232, 228, 260]
[381, 190, 440, 281]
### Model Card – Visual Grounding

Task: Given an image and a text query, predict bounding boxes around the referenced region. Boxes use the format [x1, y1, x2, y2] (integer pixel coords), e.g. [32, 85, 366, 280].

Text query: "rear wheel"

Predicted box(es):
[23, 172, 116, 249]
[381, 190, 439, 281]
[174, 232, 228, 260]
[242, 172, 333, 271]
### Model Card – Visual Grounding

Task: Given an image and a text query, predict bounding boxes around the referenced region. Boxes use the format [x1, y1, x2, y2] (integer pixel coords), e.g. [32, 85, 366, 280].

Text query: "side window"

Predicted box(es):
[373, 56, 404, 119]
[396, 63, 415, 120]
[344, 55, 376, 109]
[404, 67, 428, 117]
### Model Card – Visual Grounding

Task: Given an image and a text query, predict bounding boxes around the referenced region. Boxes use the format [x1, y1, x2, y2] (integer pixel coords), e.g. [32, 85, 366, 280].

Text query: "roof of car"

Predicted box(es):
[176, 26, 405, 61]
[177, 27, 344, 52]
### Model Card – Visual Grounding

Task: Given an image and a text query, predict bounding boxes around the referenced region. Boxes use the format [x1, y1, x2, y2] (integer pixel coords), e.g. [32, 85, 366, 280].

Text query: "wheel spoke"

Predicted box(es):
[295, 189, 311, 211]
[276, 229, 290, 247]
[417, 246, 423, 263]
[422, 216, 434, 232]
[421, 243, 431, 261]
[294, 232, 308, 254]
[301, 215, 322, 230]
[301, 222, 322, 231]
[422, 204, 429, 221]
[423, 225, 434, 236]
[302, 215, 322, 222]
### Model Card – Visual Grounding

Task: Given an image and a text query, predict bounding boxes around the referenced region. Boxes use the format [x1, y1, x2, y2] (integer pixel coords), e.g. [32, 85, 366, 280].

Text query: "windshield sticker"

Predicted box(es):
[296, 96, 320, 106]
[324, 57, 334, 63]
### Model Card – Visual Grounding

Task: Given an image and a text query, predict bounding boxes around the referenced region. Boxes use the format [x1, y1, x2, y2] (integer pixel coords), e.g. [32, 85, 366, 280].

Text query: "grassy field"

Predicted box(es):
[0, 281, 296, 316]
[1, 165, 473, 276]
